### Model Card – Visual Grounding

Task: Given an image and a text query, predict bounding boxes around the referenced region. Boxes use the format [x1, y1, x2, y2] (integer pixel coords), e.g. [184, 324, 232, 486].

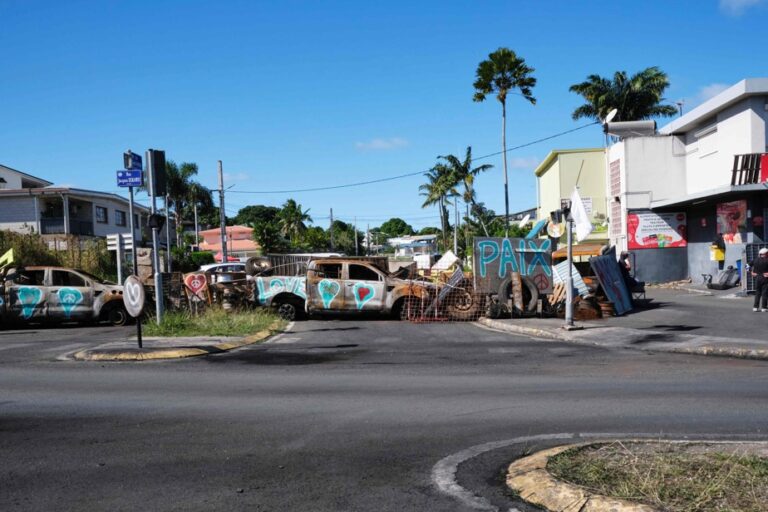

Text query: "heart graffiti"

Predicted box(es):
[352, 282, 376, 310]
[57, 287, 84, 317]
[318, 279, 340, 309]
[184, 273, 208, 298]
[126, 281, 143, 306]
[17, 286, 43, 319]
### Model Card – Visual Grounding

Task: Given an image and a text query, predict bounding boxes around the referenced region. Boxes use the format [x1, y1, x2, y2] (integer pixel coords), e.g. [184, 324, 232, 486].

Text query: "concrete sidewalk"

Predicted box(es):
[478, 288, 768, 361]
[72, 323, 284, 361]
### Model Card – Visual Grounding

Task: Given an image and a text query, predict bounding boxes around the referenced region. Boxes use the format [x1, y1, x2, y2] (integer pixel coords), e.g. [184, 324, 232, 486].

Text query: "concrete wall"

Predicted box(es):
[537, 158, 561, 222]
[557, 151, 607, 218]
[0, 168, 23, 189]
[607, 142, 627, 249]
[624, 136, 687, 208]
[0, 196, 37, 233]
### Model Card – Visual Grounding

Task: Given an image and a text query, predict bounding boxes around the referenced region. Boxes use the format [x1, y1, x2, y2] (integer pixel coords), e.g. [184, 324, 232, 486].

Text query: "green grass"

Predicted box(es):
[548, 441, 768, 512]
[142, 308, 284, 338]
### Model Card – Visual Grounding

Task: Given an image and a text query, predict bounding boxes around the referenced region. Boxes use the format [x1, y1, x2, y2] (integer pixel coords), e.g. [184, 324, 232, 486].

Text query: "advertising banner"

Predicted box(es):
[717, 200, 747, 244]
[627, 211, 687, 250]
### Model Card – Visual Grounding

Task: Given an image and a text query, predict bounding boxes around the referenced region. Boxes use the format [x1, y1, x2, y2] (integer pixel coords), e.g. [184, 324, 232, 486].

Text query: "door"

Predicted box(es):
[6, 268, 48, 322]
[48, 269, 94, 321]
[306, 262, 345, 311]
[343, 263, 386, 312]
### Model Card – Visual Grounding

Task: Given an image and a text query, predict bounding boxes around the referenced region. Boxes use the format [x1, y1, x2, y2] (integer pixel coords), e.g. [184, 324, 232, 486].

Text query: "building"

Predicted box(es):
[607, 78, 768, 283]
[198, 225, 260, 261]
[0, 164, 151, 245]
[534, 148, 609, 242]
[386, 234, 438, 269]
[508, 207, 538, 223]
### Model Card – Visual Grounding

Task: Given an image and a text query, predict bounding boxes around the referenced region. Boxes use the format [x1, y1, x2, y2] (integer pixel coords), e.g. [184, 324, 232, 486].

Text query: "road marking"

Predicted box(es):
[431, 432, 768, 511]
[0, 343, 43, 351]
[264, 322, 295, 344]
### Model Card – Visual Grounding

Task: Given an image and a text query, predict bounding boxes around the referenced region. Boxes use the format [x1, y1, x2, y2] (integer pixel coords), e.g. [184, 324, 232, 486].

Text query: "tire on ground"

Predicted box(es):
[273, 297, 304, 321]
[497, 276, 539, 314]
[393, 296, 421, 321]
[445, 279, 483, 321]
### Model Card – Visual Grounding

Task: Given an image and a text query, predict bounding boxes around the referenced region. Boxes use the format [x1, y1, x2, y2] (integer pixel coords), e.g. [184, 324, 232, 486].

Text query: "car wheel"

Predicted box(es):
[276, 302, 298, 321]
[107, 305, 129, 326]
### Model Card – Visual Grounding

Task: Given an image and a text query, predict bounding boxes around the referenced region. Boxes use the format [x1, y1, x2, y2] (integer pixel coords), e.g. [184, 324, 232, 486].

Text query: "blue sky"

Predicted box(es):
[2, 0, 767, 230]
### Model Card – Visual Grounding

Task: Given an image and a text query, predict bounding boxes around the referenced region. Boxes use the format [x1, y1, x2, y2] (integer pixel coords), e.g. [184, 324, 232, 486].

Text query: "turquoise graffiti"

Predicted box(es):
[352, 282, 375, 310]
[256, 277, 307, 305]
[318, 279, 340, 308]
[17, 286, 43, 319]
[477, 238, 552, 278]
[58, 287, 84, 317]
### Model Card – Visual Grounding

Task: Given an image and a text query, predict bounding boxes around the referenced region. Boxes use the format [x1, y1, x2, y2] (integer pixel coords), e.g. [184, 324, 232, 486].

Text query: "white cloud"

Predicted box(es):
[223, 172, 250, 182]
[355, 137, 409, 151]
[719, 0, 765, 16]
[507, 156, 540, 170]
[696, 82, 731, 103]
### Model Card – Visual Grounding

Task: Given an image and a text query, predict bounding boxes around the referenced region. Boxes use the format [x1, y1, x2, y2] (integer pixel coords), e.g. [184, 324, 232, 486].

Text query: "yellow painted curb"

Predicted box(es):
[73, 320, 284, 362]
[507, 443, 659, 512]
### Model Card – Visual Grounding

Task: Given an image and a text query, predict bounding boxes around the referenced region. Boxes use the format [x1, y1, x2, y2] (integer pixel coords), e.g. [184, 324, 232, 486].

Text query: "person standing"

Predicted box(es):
[750, 248, 768, 312]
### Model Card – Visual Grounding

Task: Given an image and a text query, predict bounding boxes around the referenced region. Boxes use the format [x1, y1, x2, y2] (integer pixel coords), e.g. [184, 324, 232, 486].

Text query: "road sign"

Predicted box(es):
[124, 152, 142, 170]
[117, 169, 144, 188]
[107, 233, 134, 251]
[123, 275, 146, 318]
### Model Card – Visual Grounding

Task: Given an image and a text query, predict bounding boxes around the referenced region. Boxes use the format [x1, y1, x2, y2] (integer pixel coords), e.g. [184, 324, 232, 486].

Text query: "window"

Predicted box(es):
[11, 269, 45, 285]
[348, 264, 380, 281]
[115, 210, 127, 227]
[95, 206, 108, 224]
[51, 270, 86, 287]
[313, 263, 342, 279]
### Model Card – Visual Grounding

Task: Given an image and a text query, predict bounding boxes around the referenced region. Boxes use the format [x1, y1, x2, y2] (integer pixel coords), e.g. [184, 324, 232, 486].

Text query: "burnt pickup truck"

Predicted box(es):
[0, 266, 128, 327]
[253, 256, 481, 321]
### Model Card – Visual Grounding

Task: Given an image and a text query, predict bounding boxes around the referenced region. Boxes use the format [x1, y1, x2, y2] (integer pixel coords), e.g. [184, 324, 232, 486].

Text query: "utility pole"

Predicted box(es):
[366, 224, 370, 255]
[329, 208, 335, 251]
[193, 202, 199, 248]
[453, 197, 458, 255]
[218, 160, 227, 262]
[147, 149, 163, 325]
[354, 216, 358, 256]
[165, 193, 172, 272]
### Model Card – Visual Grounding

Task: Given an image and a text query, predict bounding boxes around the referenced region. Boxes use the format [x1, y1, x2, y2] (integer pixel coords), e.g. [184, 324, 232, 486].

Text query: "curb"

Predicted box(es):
[506, 443, 658, 512]
[476, 317, 568, 342]
[72, 321, 284, 362]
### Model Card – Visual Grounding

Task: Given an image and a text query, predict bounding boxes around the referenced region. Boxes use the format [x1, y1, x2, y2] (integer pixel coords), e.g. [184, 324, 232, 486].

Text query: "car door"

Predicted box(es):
[306, 262, 345, 311]
[6, 268, 48, 322]
[344, 263, 386, 312]
[48, 269, 94, 321]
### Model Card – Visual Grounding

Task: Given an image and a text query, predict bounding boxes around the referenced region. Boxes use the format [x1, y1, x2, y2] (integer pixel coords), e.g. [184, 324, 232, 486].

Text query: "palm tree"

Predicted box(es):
[165, 161, 212, 247]
[278, 199, 312, 246]
[419, 165, 457, 251]
[436, 146, 493, 237]
[186, 181, 214, 246]
[569, 66, 678, 122]
[473, 47, 536, 237]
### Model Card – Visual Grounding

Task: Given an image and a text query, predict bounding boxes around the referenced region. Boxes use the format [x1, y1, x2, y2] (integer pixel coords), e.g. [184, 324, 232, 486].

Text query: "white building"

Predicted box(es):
[607, 78, 768, 283]
[0, 164, 152, 245]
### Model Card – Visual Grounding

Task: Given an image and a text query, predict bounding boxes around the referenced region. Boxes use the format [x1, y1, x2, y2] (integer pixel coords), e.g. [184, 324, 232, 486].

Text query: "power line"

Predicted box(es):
[228, 122, 598, 195]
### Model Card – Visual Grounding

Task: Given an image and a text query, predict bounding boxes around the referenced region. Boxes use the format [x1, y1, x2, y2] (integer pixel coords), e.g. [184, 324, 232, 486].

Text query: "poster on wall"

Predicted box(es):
[627, 211, 687, 250]
[716, 200, 747, 244]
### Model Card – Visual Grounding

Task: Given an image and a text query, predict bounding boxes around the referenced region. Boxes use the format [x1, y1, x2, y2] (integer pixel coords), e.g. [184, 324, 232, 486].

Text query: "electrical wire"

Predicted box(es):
[227, 122, 598, 194]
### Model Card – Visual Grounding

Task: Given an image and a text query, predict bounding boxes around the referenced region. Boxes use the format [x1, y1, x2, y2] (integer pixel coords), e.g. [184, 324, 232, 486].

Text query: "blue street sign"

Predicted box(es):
[127, 153, 142, 170]
[117, 169, 144, 188]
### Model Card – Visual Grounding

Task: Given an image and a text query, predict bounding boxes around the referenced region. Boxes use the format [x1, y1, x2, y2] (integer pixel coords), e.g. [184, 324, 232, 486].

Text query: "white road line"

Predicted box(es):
[264, 322, 295, 344]
[431, 432, 768, 511]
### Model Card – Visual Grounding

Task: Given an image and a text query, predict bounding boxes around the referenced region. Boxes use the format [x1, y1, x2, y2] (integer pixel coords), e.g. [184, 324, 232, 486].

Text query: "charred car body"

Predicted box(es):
[0, 266, 128, 327]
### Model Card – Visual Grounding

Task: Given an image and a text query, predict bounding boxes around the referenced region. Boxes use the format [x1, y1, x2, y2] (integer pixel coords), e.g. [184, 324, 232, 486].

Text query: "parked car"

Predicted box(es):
[0, 266, 128, 327]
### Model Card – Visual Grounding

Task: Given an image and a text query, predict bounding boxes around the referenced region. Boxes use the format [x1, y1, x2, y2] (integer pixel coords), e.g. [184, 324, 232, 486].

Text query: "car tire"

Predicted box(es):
[445, 280, 483, 321]
[497, 275, 539, 314]
[106, 305, 129, 326]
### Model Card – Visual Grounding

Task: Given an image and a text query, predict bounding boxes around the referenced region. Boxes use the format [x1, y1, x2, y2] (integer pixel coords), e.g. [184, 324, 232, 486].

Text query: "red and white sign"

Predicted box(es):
[184, 273, 209, 299]
[627, 212, 687, 250]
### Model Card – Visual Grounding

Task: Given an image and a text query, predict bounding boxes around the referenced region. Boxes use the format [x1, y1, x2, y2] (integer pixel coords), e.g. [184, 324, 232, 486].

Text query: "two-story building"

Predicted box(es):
[607, 78, 768, 283]
[0, 164, 152, 246]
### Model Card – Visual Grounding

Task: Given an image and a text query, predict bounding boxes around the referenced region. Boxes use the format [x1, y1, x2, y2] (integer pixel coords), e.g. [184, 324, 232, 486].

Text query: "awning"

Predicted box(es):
[650, 183, 768, 209]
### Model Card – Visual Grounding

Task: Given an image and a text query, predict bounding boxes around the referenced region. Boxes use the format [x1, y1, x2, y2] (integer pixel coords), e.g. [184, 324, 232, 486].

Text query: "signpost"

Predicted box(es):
[107, 233, 134, 284]
[119, 150, 145, 347]
[123, 275, 146, 348]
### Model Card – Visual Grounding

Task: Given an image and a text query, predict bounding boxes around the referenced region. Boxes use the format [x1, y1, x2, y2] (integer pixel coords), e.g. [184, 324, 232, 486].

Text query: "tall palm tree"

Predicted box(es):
[419, 165, 457, 251]
[436, 146, 493, 237]
[165, 161, 212, 247]
[473, 47, 536, 237]
[569, 66, 678, 122]
[278, 199, 312, 246]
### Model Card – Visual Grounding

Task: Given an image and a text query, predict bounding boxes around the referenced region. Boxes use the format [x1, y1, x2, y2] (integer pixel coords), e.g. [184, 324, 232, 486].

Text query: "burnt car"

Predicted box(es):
[0, 266, 128, 327]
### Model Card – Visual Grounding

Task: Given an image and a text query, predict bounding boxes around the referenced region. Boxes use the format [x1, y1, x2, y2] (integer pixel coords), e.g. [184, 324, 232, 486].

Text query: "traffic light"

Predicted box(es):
[148, 149, 166, 196]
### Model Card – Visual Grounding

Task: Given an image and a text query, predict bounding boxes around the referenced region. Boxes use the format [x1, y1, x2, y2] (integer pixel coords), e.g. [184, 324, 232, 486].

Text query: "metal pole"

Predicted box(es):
[354, 217, 358, 256]
[453, 197, 458, 255]
[193, 202, 199, 248]
[329, 208, 334, 251]
[165, 194, 172, 272]
[148, 150, 163, 325]
[218, 160, 228, 262]
[367, 224, 370, 255]
[127, 185, 142, 348]
[565, 216, 574, 327]
[116, 235, 123, 285]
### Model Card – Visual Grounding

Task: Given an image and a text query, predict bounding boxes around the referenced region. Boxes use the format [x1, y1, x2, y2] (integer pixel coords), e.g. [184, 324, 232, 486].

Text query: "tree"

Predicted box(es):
[435, 146, 493, 238]
[419, 165, 456, 251]
[569, 66, 678, 122]
[330, 220, 362, 255]
[164, 161, 213, 248]
[251, 219, 289, 255]
[473, 47, 536, 236]
[234, 205, 280, 226]
[278, 199, 312, 245]
[418, 226, 441, 236]
[379, 218, 415, 237]
[297, 226, 329, 252]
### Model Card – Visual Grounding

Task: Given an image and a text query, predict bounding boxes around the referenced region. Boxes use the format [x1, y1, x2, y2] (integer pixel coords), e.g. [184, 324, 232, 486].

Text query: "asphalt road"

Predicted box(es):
[2, 319, 768, 511]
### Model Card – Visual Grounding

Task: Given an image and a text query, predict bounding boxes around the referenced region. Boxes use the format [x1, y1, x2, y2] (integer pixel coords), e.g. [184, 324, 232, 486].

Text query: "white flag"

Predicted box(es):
[570, 188, 593, 242]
